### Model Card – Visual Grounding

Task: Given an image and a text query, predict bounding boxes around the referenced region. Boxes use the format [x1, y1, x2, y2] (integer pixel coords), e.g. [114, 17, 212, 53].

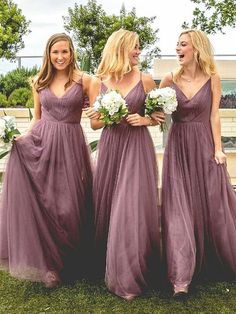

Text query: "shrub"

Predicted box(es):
[0, 93, 9, 107]
[0, 66, 38, 98]
[8, 88, 32, 107]
[26, 95, 34, 108]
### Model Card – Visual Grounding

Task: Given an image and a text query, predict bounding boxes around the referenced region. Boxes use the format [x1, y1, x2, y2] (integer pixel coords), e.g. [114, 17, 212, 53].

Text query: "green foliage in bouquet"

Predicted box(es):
[94, 90, 129, 127]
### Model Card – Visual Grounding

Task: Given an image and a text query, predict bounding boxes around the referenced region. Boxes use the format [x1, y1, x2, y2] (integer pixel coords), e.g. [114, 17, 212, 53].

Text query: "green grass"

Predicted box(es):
[0, 272, 236, 314]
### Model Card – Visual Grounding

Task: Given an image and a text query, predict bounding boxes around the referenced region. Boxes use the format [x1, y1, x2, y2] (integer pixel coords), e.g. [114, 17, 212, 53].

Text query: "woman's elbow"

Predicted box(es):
[90, 122, 102, 130]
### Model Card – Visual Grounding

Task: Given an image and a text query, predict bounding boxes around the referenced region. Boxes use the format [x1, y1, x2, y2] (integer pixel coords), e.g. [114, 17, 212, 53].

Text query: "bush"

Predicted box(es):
[8, 88, 32, 107]
[26, 95, 34, 108]
[0, 66, 38, 98]
[0, 93, 9, 107]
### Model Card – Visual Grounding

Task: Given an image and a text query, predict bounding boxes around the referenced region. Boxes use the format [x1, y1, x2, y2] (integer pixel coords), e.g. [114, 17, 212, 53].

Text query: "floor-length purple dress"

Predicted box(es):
[0, 81, 93, 284]
[162, 78, 236, 291]
[93, 79, 161, 298]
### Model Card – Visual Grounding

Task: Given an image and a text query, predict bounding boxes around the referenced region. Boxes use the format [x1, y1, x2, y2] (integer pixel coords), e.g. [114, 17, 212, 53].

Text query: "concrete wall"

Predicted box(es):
[153, 59, 236, 80]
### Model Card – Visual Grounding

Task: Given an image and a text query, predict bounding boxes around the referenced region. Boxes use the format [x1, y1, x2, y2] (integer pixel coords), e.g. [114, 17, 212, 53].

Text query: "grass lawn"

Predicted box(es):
[0, 271, 236, 314]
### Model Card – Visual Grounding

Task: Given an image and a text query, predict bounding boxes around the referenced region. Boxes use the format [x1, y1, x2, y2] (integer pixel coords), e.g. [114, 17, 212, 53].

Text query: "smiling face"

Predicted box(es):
[128, 41, 141, 66]
[176, 33, 195, 66]
[50, 40, 71, 72]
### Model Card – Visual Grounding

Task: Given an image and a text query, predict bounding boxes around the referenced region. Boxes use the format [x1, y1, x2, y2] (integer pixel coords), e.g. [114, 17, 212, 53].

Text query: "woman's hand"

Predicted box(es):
[126, 113, 149, 126]
[13, 133, 29, 141]
[150, 111, 165, 125]
[214, 150, 227, 164]
[83, 107, 101, 120]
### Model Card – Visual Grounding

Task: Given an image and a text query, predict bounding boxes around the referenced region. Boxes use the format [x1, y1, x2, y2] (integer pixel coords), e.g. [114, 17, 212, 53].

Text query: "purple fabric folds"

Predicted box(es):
[0, 83, 93, 283]
[93, 81, 161, 298]
[162, 79, 236, 288]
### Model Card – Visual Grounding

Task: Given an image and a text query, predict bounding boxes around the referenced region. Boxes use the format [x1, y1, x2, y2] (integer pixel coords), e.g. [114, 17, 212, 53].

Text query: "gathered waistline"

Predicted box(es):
[173, 120, 207, 124]
[41, 118, 81, 124]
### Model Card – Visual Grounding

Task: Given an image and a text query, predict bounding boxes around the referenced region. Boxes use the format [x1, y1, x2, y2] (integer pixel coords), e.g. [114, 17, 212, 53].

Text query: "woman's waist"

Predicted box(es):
[41, 113, 81, 124]
[101, 124, 150, 139]
[172, 119, 210, 125]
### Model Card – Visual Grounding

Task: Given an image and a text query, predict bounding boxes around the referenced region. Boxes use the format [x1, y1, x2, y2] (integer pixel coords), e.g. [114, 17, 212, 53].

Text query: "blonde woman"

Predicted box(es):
[152, 29, 236, 297]
[0, 33, 93, 288]
[85, 29, 164, 300]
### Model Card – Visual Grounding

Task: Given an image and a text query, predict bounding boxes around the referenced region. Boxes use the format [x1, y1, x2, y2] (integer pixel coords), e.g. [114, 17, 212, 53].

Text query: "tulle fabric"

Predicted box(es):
[93, 81, 161, 298]
[162, 79, 236, 289]
[0, 82, 93, 283]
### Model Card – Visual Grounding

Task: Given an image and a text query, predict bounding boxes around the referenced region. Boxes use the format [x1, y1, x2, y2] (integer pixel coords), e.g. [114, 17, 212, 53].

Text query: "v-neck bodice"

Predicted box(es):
[39, 82, 84, 123]
[171, 78, 212, 124]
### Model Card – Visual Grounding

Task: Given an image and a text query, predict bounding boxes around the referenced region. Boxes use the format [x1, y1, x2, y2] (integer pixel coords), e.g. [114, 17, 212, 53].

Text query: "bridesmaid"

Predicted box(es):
[85, 29, 164, 300]
[152, 29, 236, 297]
[0, 33, 93, 287]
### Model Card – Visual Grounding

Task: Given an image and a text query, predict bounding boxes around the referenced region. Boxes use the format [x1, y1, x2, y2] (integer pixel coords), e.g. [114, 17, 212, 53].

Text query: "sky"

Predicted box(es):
[1, 0, 236, 73]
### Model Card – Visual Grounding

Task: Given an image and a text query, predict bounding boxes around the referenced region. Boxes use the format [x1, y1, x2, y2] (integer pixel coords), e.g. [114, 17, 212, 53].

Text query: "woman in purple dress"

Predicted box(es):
[0, 33, 93, 288]
[86, 29, 164, 300]
[152, 29, 236, 297]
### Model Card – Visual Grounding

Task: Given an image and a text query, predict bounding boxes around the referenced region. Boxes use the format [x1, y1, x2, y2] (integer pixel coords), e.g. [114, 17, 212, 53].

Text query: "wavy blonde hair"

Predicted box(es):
[174, 29, 217, 82]
[96, 29, 139, 82]
[34, 33, 79, 91]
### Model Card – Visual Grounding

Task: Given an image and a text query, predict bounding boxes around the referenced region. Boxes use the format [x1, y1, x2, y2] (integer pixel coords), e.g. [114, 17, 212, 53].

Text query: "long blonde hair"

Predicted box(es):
[174, 29, 217, 82]
[34, 33, 79, 91]
[96, 29, 139, 82]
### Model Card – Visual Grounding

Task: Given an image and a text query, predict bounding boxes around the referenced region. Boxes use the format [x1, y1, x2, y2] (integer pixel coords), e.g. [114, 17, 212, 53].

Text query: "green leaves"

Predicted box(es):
[183, 0, 236, 34]
[0, 145, 11, 159]
[0, 66, 38, 98]
[89, 140, 98, 152]
[0, 0, 30, 59]
[63, 0, 160, 72]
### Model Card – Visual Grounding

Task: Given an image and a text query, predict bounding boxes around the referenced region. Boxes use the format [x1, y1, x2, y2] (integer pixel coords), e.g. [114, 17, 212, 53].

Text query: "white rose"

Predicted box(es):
[163, 102, 178, 114]
[2, 116, 16, 129]
[149, 88, 160, 99]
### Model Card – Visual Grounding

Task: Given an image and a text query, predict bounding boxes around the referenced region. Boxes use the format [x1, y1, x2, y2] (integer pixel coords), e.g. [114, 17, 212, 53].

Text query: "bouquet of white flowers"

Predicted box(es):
[93, 90, 129, 127]
[0, 116, 20, 143]
[145, 87, 178, 132]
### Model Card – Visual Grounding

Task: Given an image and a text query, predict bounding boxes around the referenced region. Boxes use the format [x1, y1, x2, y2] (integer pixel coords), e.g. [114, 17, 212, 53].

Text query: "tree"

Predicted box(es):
[183, 0, 236, 34]
[0, 0, 30, 59]
[63, 0, 160, 72]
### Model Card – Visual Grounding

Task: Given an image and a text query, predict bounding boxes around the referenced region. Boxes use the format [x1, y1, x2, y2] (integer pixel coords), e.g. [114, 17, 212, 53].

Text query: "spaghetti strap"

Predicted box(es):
[80, 72, 84, 84]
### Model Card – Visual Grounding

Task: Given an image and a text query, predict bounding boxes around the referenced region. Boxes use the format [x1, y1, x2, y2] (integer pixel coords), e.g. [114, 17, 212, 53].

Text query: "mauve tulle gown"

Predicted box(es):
[0, 81, 93, 284]
[93, 80, 161, 298]
[162, 78, 236, 291]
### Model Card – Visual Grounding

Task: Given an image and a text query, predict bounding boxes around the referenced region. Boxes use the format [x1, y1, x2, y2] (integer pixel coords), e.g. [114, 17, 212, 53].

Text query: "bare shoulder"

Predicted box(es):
[159, 72, 173, 88]
[211, 73, 221, 86]
[141, 72, 154, 83]
[86, 75, 101, 97]
[73, 69, 86, 83]
[90, 75, 101, 89]
[81, 72, 93, 85]
[141, 72, 156, 93]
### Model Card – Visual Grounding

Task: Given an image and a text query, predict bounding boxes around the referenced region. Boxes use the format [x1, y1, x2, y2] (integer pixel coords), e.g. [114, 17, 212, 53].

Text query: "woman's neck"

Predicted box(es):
[108, 67, 138, 84]
[181, 64, 206, 82]
[54, 69, 70, 80]
[54, 74, 68, 81]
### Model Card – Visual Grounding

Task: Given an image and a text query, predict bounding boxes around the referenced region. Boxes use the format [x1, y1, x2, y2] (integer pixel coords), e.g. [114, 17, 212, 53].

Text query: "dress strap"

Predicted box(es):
[80, 72, 84, 84]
